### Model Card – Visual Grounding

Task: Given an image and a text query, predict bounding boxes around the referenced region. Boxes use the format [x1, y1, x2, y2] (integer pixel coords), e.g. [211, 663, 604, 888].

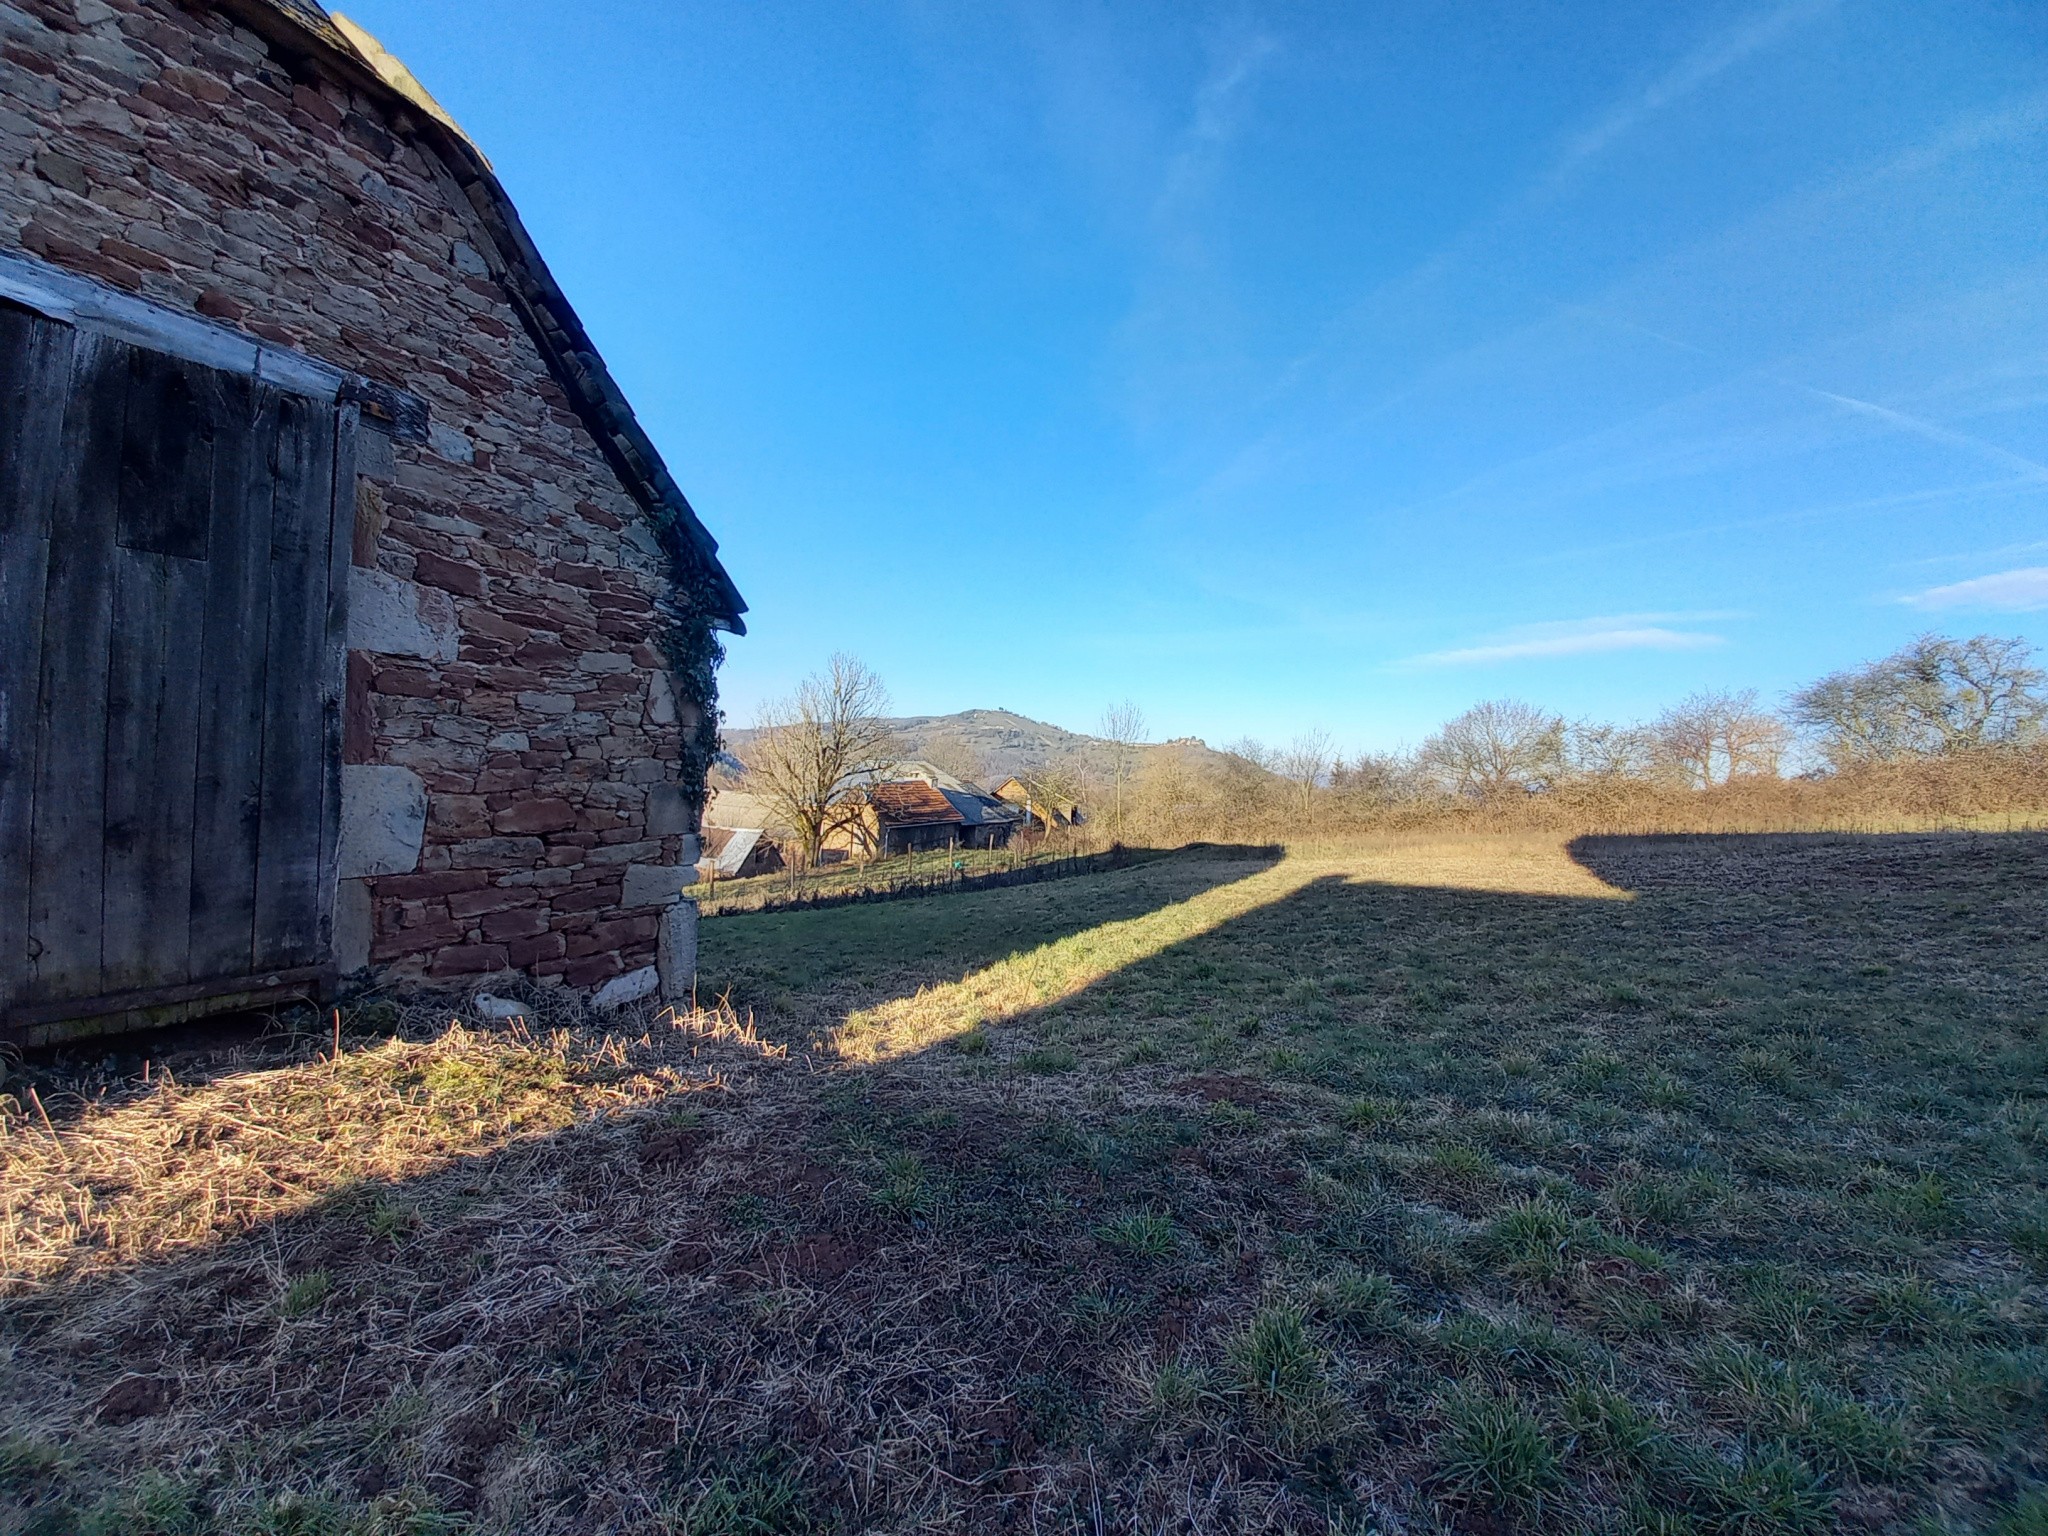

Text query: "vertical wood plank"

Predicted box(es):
[26, 332, 129, 1003]
[0, 307, 77, 1016]
[188, 374, 274, 981]
[116, 347, 215, 559]
[253, 391, 338, 969]
[312, 405, 360, 961]
[101, 351, 217, 991]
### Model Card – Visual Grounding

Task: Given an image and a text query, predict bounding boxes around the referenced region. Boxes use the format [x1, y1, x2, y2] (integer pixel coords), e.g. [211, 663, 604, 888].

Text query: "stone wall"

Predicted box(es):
[0, 0, 715, 993]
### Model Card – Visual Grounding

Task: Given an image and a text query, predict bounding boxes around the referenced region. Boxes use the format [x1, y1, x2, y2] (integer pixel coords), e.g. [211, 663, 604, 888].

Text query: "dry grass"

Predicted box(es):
[4, 833, 2046, 1534]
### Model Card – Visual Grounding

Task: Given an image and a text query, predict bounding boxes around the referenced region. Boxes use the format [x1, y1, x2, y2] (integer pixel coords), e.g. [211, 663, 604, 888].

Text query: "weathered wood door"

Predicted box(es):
[0, 302, 357, 1035]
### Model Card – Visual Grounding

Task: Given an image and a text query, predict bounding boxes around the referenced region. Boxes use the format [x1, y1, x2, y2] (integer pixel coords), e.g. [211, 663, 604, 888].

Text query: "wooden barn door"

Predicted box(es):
[0, 303, 357, 1034]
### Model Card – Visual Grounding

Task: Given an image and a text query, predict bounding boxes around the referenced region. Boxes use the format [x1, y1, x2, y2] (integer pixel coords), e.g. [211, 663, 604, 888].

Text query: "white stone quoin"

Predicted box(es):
[593, 966, 660, 1009]
[337, 763, 427, 878]
[621, 862, 693, 908]
[346, 567, 459, 661]
[658, 899, 699, 1003]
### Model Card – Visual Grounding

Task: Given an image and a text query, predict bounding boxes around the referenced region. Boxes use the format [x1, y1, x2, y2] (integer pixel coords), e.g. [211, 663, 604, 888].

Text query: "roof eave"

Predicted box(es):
[217, 1, 747, 633]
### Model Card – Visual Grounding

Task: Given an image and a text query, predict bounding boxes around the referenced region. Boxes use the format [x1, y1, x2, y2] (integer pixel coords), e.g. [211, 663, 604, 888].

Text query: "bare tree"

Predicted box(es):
[1790, 633, 2048, 768]
[1331, 749, 1418, 807]
[1418, 700, 1567, 799]
[1565, 720, 1662, 781]
[1274, 729, 1335, 824]
[1015, 757, 1088, 836]
[1099, 700, 1147, 839]
[1223, 737, 1275, 771]
[745, 654, 898, 867]
[1652, 688, 1788, 787]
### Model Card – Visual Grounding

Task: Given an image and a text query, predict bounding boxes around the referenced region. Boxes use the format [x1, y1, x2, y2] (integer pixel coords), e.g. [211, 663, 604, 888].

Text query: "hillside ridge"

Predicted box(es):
[725, 707, 1246, 787]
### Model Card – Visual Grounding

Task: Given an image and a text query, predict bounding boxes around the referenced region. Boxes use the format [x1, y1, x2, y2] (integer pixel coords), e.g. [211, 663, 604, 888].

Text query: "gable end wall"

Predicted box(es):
[0, 0, 717, 992]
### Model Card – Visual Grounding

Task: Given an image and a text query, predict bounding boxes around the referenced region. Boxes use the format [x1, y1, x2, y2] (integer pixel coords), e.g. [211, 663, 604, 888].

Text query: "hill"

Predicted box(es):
[725, 707, 1249, 788]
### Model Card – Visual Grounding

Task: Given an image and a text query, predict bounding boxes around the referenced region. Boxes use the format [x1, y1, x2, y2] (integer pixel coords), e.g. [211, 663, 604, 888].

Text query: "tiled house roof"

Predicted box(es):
[867, 781, 965, 826]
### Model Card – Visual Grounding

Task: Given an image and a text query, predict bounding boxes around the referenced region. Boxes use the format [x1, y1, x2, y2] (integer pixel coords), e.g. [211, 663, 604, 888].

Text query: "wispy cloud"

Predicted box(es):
[1155, 30, 1280, 221]
[1534, 0, 1837, 201]
[1800, 387, 2048, 484]
[1903, 567, 2048, 612]
[1404, 614, 1731, 668]
[1239, 0, 1837, 416]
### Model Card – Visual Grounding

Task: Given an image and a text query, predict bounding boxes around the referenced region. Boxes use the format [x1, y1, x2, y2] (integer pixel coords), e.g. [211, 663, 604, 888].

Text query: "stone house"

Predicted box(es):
[0, 0, 744, 1043]
[991, 776, 1082, 831]
[822, 767, 1025, 858]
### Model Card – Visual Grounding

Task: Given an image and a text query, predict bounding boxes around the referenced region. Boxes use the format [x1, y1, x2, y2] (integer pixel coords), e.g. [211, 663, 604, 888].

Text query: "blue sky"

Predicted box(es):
[343, 0, 2048, 753]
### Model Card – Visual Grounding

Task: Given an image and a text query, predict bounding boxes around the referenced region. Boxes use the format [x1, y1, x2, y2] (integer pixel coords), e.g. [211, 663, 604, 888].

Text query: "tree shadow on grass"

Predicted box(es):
[10, 845, 1289, 1129]
[6, 831, 2048, 1532]
[695, 842, 1284, 1049]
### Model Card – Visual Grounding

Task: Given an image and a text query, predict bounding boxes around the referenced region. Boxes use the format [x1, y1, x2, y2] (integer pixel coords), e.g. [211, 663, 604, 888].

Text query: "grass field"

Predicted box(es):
[4, 832, 2046, 1534]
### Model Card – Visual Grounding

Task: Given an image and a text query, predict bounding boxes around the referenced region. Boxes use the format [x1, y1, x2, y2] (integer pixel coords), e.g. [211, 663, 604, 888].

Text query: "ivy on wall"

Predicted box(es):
[656, 575, 727, 810]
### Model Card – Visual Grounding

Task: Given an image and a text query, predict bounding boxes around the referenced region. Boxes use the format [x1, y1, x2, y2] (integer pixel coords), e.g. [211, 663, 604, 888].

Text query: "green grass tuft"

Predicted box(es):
[1096, 1209, 1178, 1260]
[1432, 1386, 1562, 1517]
[280, 1270, 332, 1317]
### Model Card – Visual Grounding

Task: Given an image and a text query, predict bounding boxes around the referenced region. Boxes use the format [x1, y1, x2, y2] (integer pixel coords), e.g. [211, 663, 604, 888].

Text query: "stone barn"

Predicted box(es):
[0, 0, 745, 1044]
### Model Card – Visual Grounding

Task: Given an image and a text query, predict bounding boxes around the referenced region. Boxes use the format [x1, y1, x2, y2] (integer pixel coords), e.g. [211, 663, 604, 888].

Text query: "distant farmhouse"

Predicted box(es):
[701, 754, 1075, 879]
[697, 826, 781, 882]
[697, 782, 783, 881]
[826, 763, 1027, 858]
[0, 0, 742, 1042]
[992, 776, 1084, 831]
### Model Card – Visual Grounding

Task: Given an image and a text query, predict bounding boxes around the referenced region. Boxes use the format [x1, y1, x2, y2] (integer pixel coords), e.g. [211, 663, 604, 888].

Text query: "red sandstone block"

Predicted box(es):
[564, 916, 656, 957]
[24, 226, 142, 290]
[96, 238, 174, 274]
[290, 82, 343, 128]
[461, 608, 530, 644]
[377, 869, 489, 900]
[195, 287, 245, 321]
[550, 884, 619, 915]
[447, 886, 527, 920]
[514, 639, 572, 668]
[551, 562, 610, 591]
[482, 907, 549, 941]
[507, 931, 566, 968]
[396, 898, 451, 928]
[562, 954, 622, 988]
[372, 920, 463, 961]
[344, 653, 374, 764]
[498, 599, 574, 630]
[414, 549, 485, 597]
[238, 78, 292, 117]
[475, 769, 539, 793]
[159, 64, 232, 105]
[493, 799, 577, 834]
[428, 944, 509, 978]
[561, 929, 611, 960]
[372, 666, 439, 698]
[477, 666, 546, 693]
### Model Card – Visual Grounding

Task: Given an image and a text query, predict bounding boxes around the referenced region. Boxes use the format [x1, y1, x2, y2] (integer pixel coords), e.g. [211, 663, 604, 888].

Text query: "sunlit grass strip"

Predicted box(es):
[833, 862, 1314, 1060]
[832, 840, 1631, 1062]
